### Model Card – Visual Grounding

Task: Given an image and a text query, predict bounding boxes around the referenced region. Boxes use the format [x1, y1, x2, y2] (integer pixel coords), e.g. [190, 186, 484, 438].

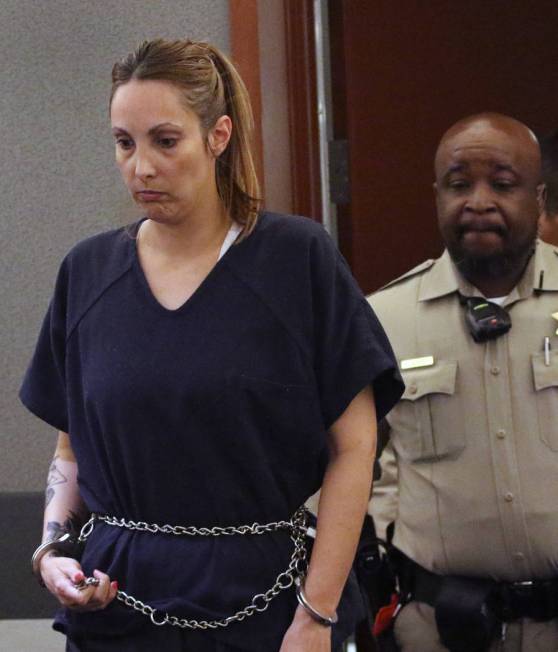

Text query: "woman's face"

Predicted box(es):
[110, 79, 229, 224]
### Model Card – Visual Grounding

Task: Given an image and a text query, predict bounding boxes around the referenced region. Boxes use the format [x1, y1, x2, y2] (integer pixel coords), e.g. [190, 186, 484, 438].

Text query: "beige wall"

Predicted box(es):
[3, 0, 230, 492]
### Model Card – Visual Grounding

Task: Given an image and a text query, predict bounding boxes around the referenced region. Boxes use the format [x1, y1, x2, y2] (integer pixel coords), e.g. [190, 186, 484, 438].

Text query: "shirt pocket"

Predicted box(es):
[387, 361, 464, 462]
[532, 351, 558, 452]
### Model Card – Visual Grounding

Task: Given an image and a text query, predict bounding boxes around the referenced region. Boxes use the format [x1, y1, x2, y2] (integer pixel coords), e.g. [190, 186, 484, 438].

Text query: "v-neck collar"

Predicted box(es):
[131, 219, 241, 316]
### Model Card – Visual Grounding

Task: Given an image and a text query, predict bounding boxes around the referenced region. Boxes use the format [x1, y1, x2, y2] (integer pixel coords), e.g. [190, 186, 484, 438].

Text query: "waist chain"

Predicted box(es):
[77, 507, 309, 630]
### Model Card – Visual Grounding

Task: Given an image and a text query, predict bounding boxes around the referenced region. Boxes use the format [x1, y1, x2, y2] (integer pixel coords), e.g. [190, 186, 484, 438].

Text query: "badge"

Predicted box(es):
[400, 355, 434, 370]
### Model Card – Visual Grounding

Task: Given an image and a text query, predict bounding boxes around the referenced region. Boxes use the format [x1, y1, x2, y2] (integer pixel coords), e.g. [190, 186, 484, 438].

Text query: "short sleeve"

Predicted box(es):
[311, 239, 403, 429]
[19, 260, 69, 433]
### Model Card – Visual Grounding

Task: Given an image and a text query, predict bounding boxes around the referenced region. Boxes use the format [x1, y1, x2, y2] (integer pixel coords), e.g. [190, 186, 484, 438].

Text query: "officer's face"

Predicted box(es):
[434, 125, 544, 268]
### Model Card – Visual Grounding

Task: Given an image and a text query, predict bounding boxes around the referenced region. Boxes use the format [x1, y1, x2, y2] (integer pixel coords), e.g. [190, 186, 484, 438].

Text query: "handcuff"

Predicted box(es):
[295, 577, 338, 627]
[31, 532, 98, 590]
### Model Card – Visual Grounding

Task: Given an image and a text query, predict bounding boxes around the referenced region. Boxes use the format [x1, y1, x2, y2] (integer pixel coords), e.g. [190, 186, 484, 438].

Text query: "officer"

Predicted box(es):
[369, 113, 558, 652]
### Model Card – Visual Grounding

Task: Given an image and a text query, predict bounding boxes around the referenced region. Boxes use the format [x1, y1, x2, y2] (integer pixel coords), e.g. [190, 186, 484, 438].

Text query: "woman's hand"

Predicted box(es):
[279, 606, 332, 652]
[40, 552, 118, 612]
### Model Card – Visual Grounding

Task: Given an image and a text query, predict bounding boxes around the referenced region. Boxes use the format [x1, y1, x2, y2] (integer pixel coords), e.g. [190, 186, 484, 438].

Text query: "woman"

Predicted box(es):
[21, 39, 402, 651]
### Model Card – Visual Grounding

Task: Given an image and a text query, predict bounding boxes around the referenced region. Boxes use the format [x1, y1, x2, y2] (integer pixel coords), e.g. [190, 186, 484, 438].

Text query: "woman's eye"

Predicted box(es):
[116, 138, 134, 150]
[158, 137, 177, 149]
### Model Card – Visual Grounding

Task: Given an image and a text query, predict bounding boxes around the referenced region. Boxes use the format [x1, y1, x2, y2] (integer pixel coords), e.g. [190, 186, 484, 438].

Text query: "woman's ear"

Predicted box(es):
[208, 115, 232, 157]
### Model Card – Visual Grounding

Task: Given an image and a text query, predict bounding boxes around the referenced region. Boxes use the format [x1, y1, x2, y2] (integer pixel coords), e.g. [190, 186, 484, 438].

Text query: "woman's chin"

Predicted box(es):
[141, 206, 179, 225]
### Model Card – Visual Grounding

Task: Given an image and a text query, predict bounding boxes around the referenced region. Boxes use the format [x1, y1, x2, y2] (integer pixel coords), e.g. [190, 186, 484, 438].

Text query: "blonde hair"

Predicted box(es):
[111, 39, 260, 239]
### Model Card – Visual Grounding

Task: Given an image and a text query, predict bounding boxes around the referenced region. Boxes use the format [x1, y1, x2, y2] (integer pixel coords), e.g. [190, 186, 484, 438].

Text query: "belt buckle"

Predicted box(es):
[511, 579, 534, 601]
[509, 579, 556, 621]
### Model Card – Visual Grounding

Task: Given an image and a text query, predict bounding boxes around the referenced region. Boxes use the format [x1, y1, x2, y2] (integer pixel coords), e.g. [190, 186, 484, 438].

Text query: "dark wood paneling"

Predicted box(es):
[229, 0, 265, 195]
[284, 0, 322, 221]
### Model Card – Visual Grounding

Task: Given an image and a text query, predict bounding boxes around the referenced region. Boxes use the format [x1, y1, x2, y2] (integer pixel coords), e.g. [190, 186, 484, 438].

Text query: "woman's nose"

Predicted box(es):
[133, 149, 156, 180]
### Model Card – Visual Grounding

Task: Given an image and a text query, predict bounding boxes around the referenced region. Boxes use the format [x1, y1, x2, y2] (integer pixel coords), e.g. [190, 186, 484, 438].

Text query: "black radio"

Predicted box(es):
[464, 297, 511, 343]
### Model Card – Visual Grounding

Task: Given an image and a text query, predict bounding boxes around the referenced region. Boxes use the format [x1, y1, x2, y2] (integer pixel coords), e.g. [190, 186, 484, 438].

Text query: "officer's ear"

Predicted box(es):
[537, 183, 547, 216]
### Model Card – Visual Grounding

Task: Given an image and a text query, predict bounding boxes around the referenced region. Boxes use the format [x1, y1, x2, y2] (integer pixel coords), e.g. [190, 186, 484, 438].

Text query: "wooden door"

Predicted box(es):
[329, 0, 558, 293]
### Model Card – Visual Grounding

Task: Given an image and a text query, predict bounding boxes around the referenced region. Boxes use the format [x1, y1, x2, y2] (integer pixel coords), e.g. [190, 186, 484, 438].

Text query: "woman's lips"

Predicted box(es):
[136, 190, 165, 202]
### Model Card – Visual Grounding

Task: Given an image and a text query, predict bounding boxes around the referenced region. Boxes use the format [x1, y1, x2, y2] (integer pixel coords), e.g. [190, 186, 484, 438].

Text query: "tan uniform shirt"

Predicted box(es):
[369, 241, 558, 582]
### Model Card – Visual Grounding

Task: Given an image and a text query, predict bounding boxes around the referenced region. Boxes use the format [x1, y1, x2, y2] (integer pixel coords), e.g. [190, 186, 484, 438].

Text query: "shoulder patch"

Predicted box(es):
[376, 259, 435, 292]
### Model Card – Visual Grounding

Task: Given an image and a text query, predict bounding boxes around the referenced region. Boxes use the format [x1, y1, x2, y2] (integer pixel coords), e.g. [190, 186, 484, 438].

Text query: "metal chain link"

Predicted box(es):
[78, 507, 309, 629]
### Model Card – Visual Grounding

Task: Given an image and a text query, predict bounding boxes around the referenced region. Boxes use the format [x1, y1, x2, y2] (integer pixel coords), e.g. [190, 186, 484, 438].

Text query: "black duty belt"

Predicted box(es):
[408, 555, 558, 622]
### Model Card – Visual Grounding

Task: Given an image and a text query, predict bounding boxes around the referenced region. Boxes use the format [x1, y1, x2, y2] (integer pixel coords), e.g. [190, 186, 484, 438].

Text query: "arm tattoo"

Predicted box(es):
[44, 454, 68, 508]
[46, 520, 67, 541]
[45, 507, 90, 542]
[47, 455, 67, 487]
[44, 454, 90, 541]
[45, 487, 55, 507]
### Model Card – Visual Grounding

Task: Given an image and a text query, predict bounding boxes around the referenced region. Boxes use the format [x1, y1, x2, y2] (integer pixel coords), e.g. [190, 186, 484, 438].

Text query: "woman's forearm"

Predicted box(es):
[38, 432, 117, 611]
[42, 431, 86, 543]
[303, 386, 377, 615]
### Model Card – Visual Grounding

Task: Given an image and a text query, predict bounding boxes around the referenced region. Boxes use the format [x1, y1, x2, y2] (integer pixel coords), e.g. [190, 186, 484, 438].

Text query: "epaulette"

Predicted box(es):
[376, 259, 436, 292]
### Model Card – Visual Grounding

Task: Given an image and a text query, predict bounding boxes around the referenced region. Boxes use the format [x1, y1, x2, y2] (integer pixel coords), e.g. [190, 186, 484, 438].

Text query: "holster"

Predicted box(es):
[434, 577, 500, 652]
[355, 516, 398, 617]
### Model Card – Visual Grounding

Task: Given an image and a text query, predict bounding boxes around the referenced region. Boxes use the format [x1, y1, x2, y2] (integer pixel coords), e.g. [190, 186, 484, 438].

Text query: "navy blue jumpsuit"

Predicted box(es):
[20, 212, 403, 651]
